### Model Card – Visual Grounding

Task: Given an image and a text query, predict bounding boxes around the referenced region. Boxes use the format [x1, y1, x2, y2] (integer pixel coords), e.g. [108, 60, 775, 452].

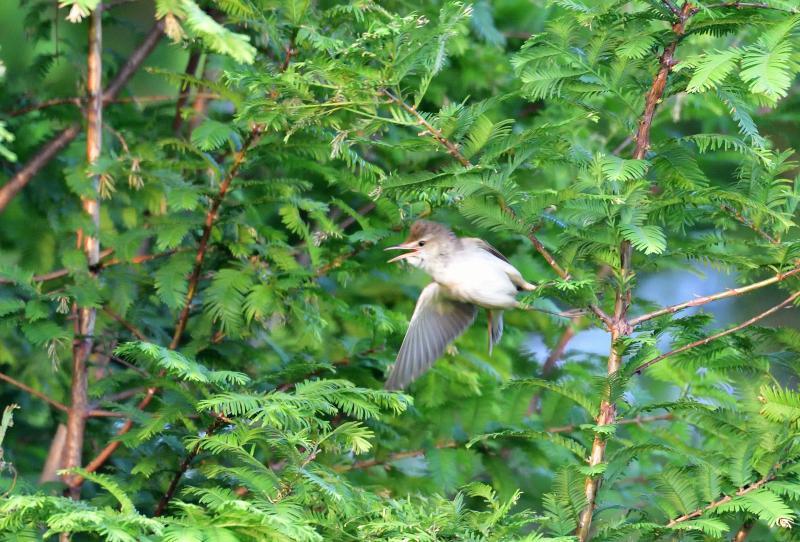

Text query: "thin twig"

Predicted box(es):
[706, 2, 799, 12]
[720, 203, 778, 244]
[661, 0, 682, 18]
[630, 266, 800, 326]
[0, 371, 68, 412]
[0, 21, 164, 213]
[337, 413, 673, 472]
[8, 93, 221, 117]
[102, 307, 149, 341]
[153, 418, 222, 516]
[634, 290, 800, 374]
[381, 89, 471, 167]
[667, 467, 781, 526]
[172, 51, 201, 135]
[75, 127, 263, 486]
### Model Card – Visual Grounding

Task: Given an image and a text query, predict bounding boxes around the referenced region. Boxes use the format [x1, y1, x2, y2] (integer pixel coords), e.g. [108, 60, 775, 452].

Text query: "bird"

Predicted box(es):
[383, 219, 536, 390]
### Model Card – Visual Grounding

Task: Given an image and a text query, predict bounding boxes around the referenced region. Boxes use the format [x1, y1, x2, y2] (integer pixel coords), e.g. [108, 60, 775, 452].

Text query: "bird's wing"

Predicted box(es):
[463, 237, 510, 263]
[385, 283, 477, 390]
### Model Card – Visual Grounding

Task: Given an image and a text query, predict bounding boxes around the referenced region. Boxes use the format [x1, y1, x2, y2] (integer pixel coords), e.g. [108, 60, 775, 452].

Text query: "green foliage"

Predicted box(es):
[2, 0, 800, 540]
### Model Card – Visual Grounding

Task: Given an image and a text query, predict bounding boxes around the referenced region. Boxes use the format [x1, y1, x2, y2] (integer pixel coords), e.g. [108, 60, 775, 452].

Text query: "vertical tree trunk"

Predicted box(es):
[63, 7, 102, 499]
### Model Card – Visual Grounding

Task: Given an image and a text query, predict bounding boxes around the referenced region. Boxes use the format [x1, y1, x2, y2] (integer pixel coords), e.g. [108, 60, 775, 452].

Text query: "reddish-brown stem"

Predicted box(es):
[634, 290, 800, 374]
[667, 468, 780, 526]
[720, 203, 778, 244]
[172, 50, 201, 135]
[153, 418, 222, 516]
[0, 371, 68, 413]
[102, 307, 149, 341]
[382, 89, 471, 168]
[337, 413, 673, 473]
[63, 11, 103, 499]
[75, 127, 263, 486]
[577, 7, 695, 540]
[0, 21, 164, 213]
[528, 321, 579, 415]
[733, 520, 755, 542]
[630, 266, 800, 326]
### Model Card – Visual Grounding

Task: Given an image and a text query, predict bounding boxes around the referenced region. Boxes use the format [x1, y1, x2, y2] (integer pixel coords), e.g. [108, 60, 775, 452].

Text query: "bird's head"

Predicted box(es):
[385, 220, 456, 267]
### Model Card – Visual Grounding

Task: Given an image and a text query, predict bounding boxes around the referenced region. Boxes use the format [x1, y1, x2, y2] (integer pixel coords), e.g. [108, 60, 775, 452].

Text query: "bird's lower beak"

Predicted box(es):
[385, 242, 419, 263]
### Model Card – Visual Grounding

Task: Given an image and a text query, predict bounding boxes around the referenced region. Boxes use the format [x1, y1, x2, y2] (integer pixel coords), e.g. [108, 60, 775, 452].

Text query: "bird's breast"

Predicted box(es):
[431, 252, 520, 309]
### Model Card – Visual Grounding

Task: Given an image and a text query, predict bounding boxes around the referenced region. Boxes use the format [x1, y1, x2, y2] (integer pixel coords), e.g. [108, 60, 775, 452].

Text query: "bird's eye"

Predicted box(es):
[418, 240, 426, 247]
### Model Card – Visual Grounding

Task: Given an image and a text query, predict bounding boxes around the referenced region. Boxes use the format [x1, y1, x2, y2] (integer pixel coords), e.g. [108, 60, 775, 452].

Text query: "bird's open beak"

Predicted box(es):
[385, 241, 418, 263]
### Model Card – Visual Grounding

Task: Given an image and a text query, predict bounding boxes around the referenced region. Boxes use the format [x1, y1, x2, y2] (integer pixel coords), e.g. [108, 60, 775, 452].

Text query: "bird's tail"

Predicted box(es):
[488, 310, 504, 355]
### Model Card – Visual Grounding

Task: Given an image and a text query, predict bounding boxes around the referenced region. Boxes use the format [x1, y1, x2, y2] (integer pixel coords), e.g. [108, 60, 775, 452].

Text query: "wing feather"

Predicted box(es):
[385, 283, 477, 390]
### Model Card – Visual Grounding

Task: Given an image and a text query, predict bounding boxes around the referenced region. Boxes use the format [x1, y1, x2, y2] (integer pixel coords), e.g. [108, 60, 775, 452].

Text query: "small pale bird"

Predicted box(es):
[384, 220, 536, 390]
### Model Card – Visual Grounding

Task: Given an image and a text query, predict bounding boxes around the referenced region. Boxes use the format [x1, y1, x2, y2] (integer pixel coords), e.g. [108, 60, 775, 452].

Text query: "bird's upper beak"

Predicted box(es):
[385, 241, 419, 263]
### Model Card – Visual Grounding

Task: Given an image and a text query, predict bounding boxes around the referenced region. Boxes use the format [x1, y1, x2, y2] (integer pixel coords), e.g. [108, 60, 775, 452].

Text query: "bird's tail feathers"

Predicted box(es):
[488, 310, 503, 355]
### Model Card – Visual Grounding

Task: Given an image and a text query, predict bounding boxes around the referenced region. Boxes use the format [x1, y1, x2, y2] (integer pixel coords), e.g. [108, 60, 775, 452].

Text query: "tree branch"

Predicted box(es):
[667, 467, 782, 526]
[719, 203, 778, 244]
[172, 50, 201, 135]
[153, 418, 222, 516]
[576, 5, 696, 540]
[629, 266, 800, 326]
[0, 21, 164, 213]
[0, 371, 68, 413]
[63, 10, 103, 498]
[74, 127, 263, 486]
[634, 290, 800, 374]
[336, 414, 674, 472]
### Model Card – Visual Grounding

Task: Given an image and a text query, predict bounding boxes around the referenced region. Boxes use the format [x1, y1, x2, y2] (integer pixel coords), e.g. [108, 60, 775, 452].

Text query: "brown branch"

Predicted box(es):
[733, 520, 755, 542]
[667, 467, 780, 526]
[8, 93, 221, 118]
[63, 10, 103, 498]
[337, 413, 674, 473]
[75, 127, 263, 486]
[720, 203, 778, 244]
[528, 322, 579, 415]
[172, 51, 201, 135]
[381, 89, 471, 167]
[0, 248, 179, 285]
[630, 266, 800, 326]
[0, 371, 68, 413]
[661, 0, 681, 18]
[102, 307, 148, 341]
[706, 2, 799, 12]
[577, 6, 696, 540]
[0, 21, 164, 214]
[153, 418, 221, 516]
[634, 290, 800, 374]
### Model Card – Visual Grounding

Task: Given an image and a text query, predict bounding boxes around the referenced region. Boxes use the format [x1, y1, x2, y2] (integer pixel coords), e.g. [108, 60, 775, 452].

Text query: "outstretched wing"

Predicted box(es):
[385, 283, 477, 390]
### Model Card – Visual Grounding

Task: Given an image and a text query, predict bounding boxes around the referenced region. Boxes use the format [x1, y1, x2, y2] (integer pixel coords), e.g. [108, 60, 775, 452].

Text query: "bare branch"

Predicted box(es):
[634, 290, 800, 374]
[0, 21, 164, 214]
[630, 266, 800, 326]
[0, 371, 68, 413]
[733, 520, 755, 542]
[63, 10, 103, 498]
[102, 307, 149, 341]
